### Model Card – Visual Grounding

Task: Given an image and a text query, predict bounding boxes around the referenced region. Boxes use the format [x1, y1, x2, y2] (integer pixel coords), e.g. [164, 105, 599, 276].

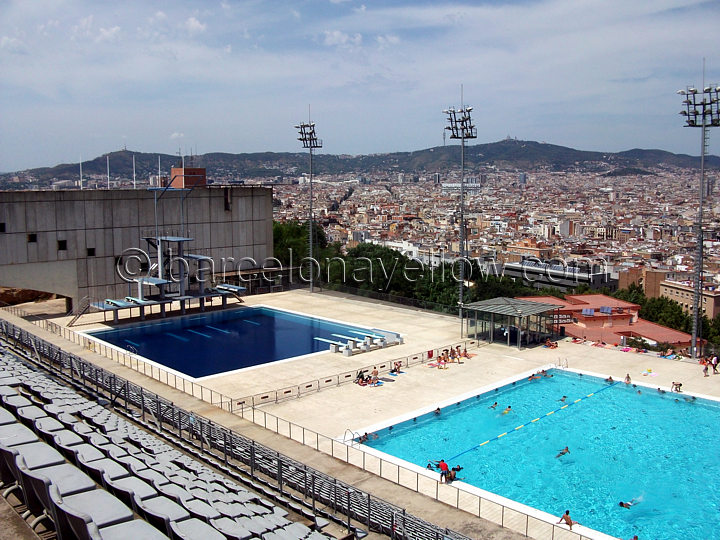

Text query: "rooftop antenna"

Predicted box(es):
[79, 155, 83, 190]
[132, 154, 136, 189]
[106, 155, 110, 189]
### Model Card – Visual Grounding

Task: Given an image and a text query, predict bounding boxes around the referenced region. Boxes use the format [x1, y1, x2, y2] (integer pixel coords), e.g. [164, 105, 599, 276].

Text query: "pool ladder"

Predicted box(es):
[344, 428, 361, 446]
[557, 357, 569, 368]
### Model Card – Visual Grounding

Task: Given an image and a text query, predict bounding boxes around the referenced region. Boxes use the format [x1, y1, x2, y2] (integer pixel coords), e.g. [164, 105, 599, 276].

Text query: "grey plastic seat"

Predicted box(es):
[210, 516, 254, 540]
[0, 421, 39, 447]
[212, 500, 253, 518]
[49, 483, 134, 536]
[34, 416, 65, 440]
[158, 482, 194, 504]
[181, 497, 222, 522]
[15, 455, 95, 530]
[77, 456, 130, 485]
[2, 394, 32, 414]
[16, 405, 48, 427]
[169, 517, 226, 540]
[134, 493, 191, 536]
[236, 515, 274, 536]
[104, 473, 158, 509]
[0, 386, 18, 399]
[90, 518, 170, 540]
[0, 406, 16, 426]
[9, 441, 65, 470]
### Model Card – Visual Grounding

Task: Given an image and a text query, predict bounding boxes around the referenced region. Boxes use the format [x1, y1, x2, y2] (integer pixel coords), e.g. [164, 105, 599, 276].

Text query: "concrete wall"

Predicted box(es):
[0, 186, 273, 305]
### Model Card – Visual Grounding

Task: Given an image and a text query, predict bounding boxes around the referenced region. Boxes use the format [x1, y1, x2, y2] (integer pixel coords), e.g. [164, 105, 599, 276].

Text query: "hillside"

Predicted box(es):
[2, 139, 717, 187]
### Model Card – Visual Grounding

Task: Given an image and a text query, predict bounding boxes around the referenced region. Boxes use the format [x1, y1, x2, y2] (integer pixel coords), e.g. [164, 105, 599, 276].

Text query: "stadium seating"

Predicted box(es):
[0, 345, 333, 539]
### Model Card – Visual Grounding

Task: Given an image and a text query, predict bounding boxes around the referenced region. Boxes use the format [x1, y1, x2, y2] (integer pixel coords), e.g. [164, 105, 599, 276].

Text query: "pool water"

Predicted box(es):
[363, 370, 720, 540]
[88, 306, 380, 378]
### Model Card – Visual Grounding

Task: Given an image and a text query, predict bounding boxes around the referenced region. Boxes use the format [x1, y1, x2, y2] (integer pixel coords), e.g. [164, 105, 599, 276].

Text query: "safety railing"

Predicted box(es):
[0, 316, 479, 540]
[0, 306, 233, 410]
[230, 340, 480, 408]
[229, 387, 599, 540]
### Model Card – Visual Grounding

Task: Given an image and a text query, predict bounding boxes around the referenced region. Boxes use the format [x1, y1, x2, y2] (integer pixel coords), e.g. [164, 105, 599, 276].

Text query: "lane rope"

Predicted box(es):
[446, 382, 619, 462]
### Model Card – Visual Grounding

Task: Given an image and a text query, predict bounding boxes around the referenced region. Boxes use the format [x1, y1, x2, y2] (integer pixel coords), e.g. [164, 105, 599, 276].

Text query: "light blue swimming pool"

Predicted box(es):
[362, 370, 720, 540]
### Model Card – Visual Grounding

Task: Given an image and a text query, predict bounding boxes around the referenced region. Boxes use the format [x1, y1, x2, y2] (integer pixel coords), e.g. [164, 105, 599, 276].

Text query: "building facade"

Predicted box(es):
[0, 186, 273, 308]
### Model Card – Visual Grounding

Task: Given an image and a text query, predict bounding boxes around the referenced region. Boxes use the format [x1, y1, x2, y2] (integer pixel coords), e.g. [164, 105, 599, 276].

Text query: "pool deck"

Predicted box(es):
[3, 289, 718, 540]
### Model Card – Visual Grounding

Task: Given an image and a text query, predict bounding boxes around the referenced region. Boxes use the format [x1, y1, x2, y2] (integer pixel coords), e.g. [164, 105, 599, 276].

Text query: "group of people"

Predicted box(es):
[544, 338, 559, 349]
[355, 366, 380, 386]
[488, 402, 512, 414]
[528, 369, 553, 381]
[427, 459, 464, 483]
[700, 355, 719, 377]
[435, 346, 470, 368]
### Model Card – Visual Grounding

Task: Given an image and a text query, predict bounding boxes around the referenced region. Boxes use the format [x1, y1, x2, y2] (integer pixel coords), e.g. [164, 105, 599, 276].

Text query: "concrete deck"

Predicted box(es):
[3, 289, 717, 540]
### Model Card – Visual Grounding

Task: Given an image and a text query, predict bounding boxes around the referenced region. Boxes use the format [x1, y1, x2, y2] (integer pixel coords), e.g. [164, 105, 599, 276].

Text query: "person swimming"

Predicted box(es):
[556, 446, 570, 458]
[619, 496, 642, 509]
[502, 405, 512, 415]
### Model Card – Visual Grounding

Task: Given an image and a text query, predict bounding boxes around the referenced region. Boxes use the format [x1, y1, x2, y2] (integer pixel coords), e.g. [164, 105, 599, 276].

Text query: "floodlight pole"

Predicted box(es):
[295, 110, 323, 293]
[678, 77, 720, 360]
[444, 86, 477, 335]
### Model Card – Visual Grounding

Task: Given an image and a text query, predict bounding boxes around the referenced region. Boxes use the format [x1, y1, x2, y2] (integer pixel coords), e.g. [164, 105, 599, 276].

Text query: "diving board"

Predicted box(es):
[314, 337, 349, 354]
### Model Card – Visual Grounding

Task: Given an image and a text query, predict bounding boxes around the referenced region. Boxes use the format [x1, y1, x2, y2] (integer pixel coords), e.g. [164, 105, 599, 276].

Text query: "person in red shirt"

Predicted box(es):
[431, 459, 449, 483]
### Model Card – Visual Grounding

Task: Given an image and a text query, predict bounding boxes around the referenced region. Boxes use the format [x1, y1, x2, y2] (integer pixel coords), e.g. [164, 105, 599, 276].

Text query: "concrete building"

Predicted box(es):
[659, 280, 720, 319]
[0, 186, 273, 308]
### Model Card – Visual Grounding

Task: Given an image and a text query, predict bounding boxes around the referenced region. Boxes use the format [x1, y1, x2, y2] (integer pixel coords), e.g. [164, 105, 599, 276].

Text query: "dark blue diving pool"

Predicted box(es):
[87, 306, 382, 378]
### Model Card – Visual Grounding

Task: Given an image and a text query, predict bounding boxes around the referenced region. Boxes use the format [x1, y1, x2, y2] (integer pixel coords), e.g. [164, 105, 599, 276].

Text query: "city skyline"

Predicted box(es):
[1, 0, 718, 172]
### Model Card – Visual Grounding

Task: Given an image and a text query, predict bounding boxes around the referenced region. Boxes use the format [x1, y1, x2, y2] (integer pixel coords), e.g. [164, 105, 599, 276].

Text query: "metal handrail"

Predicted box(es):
[0, 318, 485, 540]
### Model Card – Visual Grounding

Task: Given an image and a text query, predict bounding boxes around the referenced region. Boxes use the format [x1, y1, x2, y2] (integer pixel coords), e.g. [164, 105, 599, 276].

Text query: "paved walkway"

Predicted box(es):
[3, 290, 718, 540]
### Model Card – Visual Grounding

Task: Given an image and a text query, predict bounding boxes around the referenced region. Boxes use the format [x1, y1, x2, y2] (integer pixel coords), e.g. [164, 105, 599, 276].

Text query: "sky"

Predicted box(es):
[1, 0, 718, 172]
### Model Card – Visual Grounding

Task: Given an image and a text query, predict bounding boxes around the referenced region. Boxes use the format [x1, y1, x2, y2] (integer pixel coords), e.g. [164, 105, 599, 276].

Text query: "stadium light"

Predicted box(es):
[295, 112, 323, 293]
[678, 81, 720, 359]
[444, 86, 477, 333]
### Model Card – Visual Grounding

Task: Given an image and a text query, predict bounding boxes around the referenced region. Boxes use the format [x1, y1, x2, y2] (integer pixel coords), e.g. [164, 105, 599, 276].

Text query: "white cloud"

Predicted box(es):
[37, 19, 59, 35]
[170, 132, 184, 140]
[150, 11, 167, 23]
[71, 15, 93, 39]
[0, 36, 27, 54]
[323, 30, 362, 48]
[184, 17, 206, 35]
[376, 34, 399, 48]
[96, 26, 120, 43]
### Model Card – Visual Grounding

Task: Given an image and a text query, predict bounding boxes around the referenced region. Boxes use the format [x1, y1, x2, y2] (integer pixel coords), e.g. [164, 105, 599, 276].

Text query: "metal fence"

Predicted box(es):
[228, 340, 479, 408]
[0, 306, 598, 539]
[0, 316, 479, 540]
[0, 305, 232, 409]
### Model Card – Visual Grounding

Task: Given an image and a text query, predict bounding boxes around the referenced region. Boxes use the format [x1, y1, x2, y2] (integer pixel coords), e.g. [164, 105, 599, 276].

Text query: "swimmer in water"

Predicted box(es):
[559, 396, 567, 403]
[556, 446, 570, 458]
[489, 402, 498, 409]
[619, 496, 642, 509]
[502, 406, 512, 415]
